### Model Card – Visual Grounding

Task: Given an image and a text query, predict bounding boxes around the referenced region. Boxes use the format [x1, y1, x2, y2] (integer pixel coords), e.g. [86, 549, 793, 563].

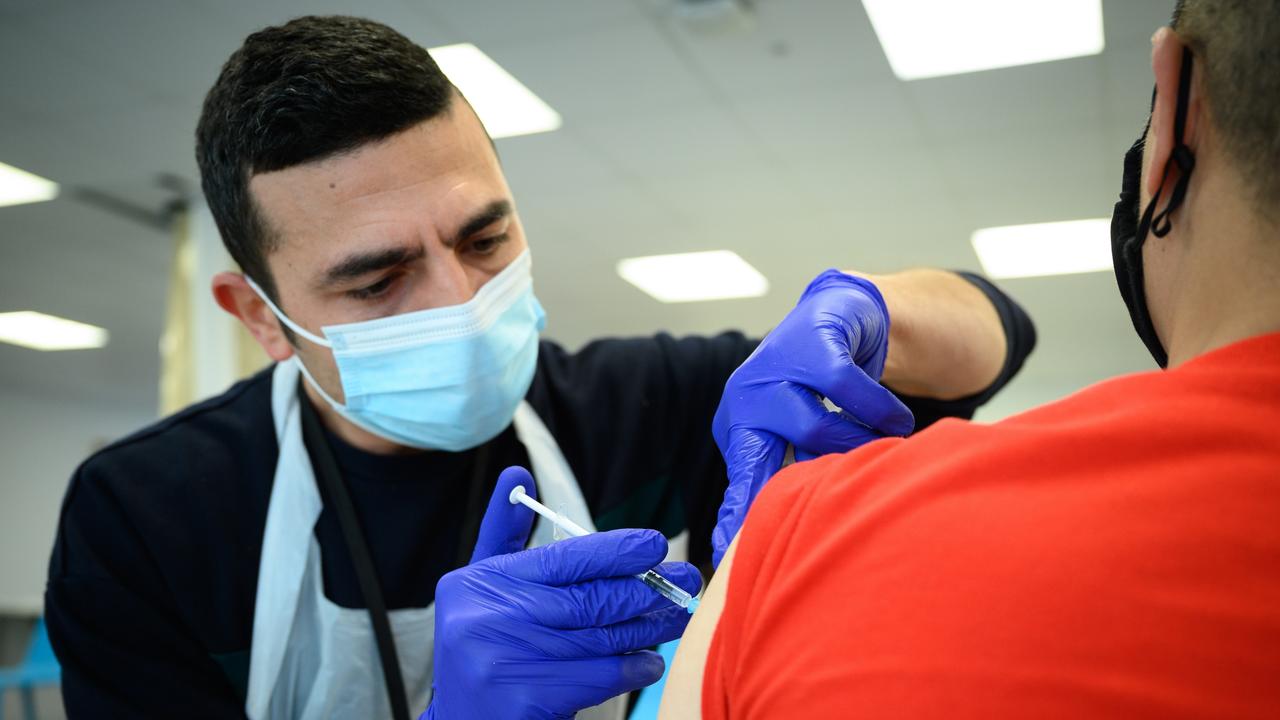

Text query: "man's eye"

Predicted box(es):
[348, 275, 396, 300]
[470, 234, 509, 255]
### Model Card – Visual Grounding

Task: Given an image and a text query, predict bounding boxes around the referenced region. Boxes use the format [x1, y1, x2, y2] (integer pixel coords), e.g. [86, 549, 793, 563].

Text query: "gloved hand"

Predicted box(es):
[423, 466, 702, 720]
[711, 269, 915, 566]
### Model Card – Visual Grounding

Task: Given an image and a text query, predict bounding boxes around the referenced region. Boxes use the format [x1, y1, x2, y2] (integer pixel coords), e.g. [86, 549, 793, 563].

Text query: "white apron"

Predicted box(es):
[245, 361, 628, 719]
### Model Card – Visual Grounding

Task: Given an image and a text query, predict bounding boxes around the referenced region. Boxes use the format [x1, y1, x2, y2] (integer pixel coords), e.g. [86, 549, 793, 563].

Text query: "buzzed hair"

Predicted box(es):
[1171, 0, 1280, 221]
[195, 16, 455, 303]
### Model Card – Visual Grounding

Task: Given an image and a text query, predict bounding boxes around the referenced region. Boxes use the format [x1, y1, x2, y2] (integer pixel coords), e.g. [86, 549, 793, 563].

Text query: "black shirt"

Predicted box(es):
[45, 276, 1035, 717]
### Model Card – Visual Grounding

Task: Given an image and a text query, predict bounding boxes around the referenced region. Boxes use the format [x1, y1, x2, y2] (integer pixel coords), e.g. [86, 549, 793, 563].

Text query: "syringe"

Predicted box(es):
[509, 485, 701, 614]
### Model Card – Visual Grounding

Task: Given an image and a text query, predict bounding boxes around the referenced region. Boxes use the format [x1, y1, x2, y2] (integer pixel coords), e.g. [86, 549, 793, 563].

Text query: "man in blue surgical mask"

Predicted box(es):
[44, 15, 1034, 720]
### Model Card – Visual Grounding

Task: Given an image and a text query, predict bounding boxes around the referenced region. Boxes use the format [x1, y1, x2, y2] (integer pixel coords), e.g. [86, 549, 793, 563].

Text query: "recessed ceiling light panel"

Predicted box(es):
[0, 161, 59, 208]
[861, 0, 1105, 81]
[0, 311, 109, 351]
[971, 218, 1113, 279]
[617, 250, 770, 303]
[430, 43, 562, 139]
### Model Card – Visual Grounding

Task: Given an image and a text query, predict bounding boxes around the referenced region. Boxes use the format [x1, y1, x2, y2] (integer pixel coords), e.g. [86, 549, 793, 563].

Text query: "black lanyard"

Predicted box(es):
[297, 380, 492, 719]
[299, 384, 411, 720]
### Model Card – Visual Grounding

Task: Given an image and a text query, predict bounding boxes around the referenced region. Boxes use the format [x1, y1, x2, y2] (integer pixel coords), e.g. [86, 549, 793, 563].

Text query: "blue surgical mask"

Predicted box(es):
[248, 249, 546, 451]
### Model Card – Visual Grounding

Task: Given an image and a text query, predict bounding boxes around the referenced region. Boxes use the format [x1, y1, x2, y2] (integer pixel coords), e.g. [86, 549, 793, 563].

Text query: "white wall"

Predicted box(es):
[0, 385, 155, 615]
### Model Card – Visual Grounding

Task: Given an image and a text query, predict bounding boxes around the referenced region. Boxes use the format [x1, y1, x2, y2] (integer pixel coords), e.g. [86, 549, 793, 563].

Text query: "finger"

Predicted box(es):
[489, 528, 669, 586]
[539, 606, 694, 659]
[518, 562, 704, 628]
[794, 447, 819, 462]
[712, 427, 784, 567]
[751, 380, 909, 449]
[533, 652, 668, 715]
[652, 561, 704, 597]
[787, 385, 888, 456]
[817, 365, 915, 437]
[469, 466, 538, 564]
[745, 382, 884, 456]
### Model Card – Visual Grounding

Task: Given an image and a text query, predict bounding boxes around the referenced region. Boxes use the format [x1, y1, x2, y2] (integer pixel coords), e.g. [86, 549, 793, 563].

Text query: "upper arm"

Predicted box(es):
[892, 273, 1038, 428]
[46, 465, 246, 715]
[46, 575, 246, 716]
[658, 536, 740, 720]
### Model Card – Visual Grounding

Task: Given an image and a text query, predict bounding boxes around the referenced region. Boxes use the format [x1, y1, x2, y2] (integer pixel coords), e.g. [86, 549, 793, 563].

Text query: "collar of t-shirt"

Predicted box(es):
[311, 418, 527, 609]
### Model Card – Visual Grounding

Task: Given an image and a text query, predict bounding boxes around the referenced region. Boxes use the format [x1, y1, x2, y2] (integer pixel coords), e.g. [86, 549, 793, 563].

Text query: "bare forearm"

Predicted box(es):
[852, 269, 1007, 400]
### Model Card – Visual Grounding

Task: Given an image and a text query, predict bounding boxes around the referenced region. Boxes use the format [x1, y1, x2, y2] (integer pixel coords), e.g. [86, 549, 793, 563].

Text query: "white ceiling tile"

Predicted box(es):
[19, 0, 242, 106]
[0, 98, 199, 188]
[572, 101, 768, 183]
[727, 78, 920, 169]
[196, 0, 459, 53]
[0, 14, 153, 121]
[931, 124, 1113, 233]
[482, 21, 708, 124]
[642, 0, 897, 94]
[496, 129, 624, 202]
[426, 0, 645, 47]
[905, 54, 1106, 143]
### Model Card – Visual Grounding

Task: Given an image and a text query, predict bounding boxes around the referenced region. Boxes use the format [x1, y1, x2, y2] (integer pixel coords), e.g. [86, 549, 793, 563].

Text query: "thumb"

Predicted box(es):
[818, 366, 915, 438]
[711, 428, 784, 567]
[470, 465, 537, 564]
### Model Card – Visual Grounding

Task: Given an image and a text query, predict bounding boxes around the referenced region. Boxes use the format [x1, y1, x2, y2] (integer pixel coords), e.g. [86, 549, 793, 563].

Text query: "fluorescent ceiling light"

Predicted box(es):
[430, 43, 562, 139]
[0, 161, 59, 208]
[971, 218, 1112, 279]
[0, 311, 109, 351]
[861, 0, 1105, 80]
[617, 250, 769, 303]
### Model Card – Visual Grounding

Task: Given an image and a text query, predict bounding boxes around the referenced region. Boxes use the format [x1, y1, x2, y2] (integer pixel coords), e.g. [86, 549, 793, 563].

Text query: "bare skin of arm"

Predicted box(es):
[658, 537, 739, 720]
[860, 269, 1008, 401]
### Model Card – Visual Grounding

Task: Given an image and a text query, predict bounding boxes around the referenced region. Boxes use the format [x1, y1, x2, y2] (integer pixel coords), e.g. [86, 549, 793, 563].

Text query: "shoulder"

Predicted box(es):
[769, 367, 1172, 504]
[72, 366, 276, 490]
[53, 367, 279, 580]
[529, 332, 756, 413]
[534, 332, 756, 377]
[743, 357, 1280, 609]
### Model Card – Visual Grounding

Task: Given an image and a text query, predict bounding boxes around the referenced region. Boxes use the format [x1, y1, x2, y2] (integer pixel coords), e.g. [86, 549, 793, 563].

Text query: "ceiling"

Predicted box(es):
[0, 0, 1176, 421]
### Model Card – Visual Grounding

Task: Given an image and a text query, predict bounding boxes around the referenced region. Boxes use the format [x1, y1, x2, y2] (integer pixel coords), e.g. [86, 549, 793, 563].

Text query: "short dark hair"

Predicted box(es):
[195, 16, 455, 301]
[1171, 0, 1280, 221]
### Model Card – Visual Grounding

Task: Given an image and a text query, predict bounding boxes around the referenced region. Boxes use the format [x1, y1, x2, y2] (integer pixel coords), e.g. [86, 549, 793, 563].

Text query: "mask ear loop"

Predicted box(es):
[1149, 47, 1197, 239]
[243, 276, 356, 414]
[243, 276, 332, 348]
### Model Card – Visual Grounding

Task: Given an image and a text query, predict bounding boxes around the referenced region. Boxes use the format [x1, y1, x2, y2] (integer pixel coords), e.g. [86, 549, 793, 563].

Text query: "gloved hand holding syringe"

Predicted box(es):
[509, 485, 702, 614]
[427, 466, 701, 719]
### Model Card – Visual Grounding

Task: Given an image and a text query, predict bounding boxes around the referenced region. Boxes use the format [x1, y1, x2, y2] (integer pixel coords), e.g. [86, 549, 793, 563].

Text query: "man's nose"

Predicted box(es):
[420, 254, 475, 309]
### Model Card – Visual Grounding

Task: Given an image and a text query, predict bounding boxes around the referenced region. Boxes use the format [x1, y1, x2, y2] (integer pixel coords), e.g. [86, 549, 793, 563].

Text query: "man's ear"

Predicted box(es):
[211, 272, 295, 362]
[1146, 27, 1201, 197]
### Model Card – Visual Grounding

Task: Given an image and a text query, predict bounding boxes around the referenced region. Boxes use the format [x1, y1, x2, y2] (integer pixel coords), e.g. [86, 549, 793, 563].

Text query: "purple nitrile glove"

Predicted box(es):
[710, 270, 914, 566]
[423, 466, 702, 720]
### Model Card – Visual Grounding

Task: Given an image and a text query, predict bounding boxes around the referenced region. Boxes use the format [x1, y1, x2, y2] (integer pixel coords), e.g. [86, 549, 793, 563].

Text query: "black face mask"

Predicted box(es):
[1110, 47, 1196, 369]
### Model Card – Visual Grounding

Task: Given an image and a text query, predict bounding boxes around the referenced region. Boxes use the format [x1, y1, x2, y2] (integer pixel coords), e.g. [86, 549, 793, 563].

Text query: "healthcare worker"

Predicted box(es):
[44, 15, 1035, 719]
[662, 1, 1280, 717]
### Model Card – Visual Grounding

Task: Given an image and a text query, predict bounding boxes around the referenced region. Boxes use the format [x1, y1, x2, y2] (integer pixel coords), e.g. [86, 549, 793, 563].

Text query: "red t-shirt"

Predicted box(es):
[704, 333, 1280, 719]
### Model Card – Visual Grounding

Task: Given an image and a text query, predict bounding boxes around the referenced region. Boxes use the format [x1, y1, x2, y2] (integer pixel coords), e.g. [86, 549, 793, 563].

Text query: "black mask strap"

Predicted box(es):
[1145, 47, 1196, 239]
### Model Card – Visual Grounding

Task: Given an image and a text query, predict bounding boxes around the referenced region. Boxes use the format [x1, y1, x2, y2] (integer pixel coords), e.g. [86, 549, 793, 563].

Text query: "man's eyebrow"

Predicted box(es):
[318, 244, 426, 288]
[452, 200, 512, 246]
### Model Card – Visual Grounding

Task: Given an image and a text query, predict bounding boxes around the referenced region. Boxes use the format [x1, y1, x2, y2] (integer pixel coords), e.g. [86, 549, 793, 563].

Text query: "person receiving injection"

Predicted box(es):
[425, 466, 703, 720]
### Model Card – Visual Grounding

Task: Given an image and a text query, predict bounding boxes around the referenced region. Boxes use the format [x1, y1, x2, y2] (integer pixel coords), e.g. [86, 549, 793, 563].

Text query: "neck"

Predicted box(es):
[1162, 211, 1280, 368]
[301, 379, 421, 456]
